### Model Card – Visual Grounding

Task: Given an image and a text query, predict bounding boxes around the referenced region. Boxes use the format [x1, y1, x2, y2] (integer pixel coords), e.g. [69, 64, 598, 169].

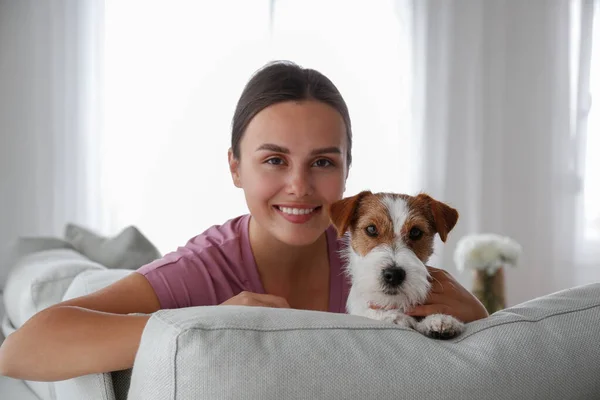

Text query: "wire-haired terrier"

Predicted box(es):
[330, 191, 465, 339]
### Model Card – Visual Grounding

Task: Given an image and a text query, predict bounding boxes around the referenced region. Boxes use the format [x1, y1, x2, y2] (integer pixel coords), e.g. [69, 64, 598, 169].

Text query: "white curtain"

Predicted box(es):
[405, 0, 599, 306]
[0, 0, 103, 286]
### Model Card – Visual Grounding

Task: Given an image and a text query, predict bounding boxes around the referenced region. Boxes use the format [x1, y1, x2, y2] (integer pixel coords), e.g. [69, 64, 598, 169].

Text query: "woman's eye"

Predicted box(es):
[313, 159, 333, 168]
[266, 157, 285, 166]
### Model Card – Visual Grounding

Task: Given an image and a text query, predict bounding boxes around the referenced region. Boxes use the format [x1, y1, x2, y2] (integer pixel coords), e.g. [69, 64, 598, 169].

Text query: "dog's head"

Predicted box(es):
[329, 191, 459, 309]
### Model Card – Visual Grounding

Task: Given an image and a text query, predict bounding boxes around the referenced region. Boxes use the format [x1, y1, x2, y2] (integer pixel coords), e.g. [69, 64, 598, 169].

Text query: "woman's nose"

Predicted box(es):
[286, 167, 314, 197]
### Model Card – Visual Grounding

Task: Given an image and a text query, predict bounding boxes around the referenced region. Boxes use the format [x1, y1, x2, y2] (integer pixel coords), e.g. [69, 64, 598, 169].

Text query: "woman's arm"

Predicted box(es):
[0, 272, 291, 382]
[0, 307, 150, 381]
[0, 273, 160, 381]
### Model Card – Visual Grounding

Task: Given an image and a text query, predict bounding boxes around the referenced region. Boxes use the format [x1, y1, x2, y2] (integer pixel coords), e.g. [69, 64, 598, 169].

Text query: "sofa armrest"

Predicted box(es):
[54, 269, 134, 400]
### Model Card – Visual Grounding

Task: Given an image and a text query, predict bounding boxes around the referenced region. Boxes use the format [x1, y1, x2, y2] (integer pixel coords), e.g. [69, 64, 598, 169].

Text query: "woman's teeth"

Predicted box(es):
[277, 206, 316, 215]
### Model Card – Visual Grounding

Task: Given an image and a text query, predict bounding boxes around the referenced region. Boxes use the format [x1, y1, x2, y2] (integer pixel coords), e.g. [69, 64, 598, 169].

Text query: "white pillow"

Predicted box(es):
[3, 249, 105, 328]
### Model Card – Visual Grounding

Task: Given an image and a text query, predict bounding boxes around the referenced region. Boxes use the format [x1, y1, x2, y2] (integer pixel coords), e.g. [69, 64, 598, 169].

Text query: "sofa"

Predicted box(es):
[1, 227, 600, 400]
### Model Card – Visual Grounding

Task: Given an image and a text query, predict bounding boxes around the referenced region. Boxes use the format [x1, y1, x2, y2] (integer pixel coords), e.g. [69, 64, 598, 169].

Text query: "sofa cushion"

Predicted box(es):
[61, 269, 134, 302]
[128, 283, 600, 400]
[1, 237, 74, 288]
[3, 249, 105, 329]
[65, 224, 161, 270]
[6, 237, 74, 262]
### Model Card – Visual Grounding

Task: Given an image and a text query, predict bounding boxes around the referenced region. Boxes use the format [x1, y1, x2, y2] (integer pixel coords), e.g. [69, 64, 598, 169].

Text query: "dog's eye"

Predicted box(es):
[365, 225, 378, 237]
[409, 227, 423, 240]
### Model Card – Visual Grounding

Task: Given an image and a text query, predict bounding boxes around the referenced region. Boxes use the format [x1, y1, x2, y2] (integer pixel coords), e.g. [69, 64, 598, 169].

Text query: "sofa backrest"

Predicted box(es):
[129, 283, 600, 400]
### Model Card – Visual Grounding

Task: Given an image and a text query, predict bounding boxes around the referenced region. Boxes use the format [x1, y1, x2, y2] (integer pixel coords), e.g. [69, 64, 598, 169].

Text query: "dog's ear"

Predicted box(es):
[417, 194, 459, 242]
[329, 191, 372, 237]
[430, 199, 459, 243]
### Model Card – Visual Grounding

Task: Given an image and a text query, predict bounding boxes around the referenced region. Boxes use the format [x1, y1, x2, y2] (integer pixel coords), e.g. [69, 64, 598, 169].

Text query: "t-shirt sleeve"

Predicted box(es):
[136, 237, 249, 309]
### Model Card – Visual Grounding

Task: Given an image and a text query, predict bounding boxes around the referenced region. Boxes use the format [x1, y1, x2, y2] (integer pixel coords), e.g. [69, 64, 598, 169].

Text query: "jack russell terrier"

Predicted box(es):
[329, 191, 465, 339]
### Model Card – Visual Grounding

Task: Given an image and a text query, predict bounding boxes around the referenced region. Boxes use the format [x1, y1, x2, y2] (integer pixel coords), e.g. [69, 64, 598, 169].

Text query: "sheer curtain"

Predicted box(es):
[405, 0, 599, 305]
[102, 0, 414, 254]
[0, 0, 103, 286]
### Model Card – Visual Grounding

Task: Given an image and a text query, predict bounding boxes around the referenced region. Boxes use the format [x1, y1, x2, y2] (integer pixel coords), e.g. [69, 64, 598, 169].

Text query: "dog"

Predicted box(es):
[329, 191, 465, 339]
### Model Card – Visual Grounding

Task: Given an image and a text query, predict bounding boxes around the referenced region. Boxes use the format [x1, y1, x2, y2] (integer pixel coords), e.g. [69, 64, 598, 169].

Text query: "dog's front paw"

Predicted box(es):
[415, 314, 464, 340]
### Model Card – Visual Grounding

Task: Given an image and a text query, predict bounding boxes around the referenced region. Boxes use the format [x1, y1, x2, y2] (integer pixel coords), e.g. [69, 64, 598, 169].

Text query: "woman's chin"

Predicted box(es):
[274, 225, 328, 247]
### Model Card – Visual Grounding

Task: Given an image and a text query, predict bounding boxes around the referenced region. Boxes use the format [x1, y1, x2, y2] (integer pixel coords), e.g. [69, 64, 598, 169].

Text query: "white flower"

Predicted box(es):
[453, 234, 522, 274]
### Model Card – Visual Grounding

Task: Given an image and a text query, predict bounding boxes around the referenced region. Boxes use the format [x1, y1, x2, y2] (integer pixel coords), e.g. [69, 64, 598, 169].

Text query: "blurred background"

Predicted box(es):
[0, 0, 598, 307]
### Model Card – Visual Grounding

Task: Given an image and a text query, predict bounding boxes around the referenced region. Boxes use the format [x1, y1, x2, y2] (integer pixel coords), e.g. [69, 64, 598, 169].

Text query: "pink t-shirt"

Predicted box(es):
[136, 214, 350, 313]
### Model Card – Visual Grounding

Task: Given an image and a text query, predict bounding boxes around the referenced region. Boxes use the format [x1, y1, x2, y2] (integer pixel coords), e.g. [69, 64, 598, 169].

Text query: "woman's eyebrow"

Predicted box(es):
[310, 147, 341, 156]
[256, 143, 289, 153]
[255, 144, 341, 156]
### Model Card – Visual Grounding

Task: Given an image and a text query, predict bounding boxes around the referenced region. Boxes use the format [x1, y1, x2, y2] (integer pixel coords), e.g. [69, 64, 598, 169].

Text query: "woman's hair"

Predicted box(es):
[231, 60, 353, 168]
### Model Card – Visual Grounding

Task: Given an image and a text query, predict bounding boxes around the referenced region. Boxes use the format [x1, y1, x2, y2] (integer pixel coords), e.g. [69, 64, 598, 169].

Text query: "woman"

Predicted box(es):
[0, 61, 488, 382]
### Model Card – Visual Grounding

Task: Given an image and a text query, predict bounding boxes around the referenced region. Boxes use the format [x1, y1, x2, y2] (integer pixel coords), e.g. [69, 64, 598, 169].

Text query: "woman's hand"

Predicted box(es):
[220, 291, 290, 308]
[405, 266, 489, 323]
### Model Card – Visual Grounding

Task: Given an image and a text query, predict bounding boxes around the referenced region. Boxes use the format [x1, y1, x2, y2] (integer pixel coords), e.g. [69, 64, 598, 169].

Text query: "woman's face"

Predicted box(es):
[229, 100, 348, 247]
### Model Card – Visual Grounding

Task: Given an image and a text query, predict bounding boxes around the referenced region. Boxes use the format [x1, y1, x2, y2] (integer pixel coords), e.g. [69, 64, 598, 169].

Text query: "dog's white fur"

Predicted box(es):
[342, 194, 465, 339]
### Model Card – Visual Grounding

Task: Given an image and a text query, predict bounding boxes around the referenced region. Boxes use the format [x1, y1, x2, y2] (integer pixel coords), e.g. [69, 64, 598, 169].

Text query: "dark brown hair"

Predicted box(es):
[231, 60, 353, 168]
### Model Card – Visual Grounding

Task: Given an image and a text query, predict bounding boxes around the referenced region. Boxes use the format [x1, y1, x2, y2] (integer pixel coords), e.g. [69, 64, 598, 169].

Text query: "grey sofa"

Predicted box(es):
[1, 232, 600, 399]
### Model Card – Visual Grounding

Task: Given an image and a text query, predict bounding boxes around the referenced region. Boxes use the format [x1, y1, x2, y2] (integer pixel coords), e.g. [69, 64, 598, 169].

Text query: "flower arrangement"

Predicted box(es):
[454, 234, 522, 314]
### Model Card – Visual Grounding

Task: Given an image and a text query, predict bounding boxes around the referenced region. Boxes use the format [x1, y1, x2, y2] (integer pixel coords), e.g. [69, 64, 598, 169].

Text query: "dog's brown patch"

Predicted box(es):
[402, 213, 436, 262]
[401, 193, 459, 261]
[408, 193, 458, 242]
[349, 194, 395, 256]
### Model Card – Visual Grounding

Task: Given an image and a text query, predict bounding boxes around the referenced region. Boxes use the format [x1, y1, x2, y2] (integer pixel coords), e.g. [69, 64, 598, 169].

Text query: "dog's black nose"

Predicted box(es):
[382, 267, 406, 287]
